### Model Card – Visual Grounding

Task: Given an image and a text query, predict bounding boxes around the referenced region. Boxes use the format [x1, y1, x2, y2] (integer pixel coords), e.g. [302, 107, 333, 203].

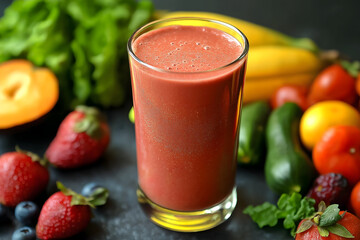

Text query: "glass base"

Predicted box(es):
[136, 186, 237, 232]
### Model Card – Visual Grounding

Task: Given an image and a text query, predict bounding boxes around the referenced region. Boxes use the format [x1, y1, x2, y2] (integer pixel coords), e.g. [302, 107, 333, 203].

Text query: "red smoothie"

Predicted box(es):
[130, 25, 246, 211]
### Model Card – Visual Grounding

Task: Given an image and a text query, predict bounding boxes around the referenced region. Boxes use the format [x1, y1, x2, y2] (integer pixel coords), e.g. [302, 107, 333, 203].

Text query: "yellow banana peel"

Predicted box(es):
[158, 11, 318, 52]
[243, 46, 324, 103]
[246, 46, 323, 78]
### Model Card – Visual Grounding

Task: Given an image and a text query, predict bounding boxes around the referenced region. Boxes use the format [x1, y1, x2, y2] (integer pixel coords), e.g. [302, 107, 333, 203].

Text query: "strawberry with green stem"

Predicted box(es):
[36, 182, 109, 240]
[45, 105, 110, 169]
[295, 201, 360, 239]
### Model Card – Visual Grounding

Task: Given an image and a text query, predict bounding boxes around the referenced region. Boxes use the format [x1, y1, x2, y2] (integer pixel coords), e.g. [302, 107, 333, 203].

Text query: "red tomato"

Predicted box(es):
[307, 64, 357, 106]
[350, 182, 360, 218]
[313, 125, 360, 186]
[270, 85, 308, 111]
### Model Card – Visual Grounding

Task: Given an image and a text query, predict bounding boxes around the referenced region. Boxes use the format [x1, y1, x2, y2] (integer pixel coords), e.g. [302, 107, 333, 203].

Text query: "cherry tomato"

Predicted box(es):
[307, 64, 357, 106]
[350, 181, 360, 218]
[270, 85, 308, 111]
[313, 125, 360, 186]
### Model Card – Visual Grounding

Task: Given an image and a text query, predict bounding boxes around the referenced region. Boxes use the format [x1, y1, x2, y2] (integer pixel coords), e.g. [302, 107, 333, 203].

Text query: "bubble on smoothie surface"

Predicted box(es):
[133, 25, 242, 72]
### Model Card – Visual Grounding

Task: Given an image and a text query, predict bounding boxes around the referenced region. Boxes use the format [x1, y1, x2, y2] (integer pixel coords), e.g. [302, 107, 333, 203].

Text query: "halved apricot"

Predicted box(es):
[0, 60, 59, 129]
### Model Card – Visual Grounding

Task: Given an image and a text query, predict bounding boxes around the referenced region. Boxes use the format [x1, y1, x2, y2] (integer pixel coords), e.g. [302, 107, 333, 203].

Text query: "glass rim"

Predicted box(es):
[127, 17, 249, 74]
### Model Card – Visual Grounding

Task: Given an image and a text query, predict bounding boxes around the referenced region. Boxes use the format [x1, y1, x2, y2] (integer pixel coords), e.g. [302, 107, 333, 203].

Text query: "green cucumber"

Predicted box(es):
[238, 101, 271, 165]
[265, 102, 315, 195]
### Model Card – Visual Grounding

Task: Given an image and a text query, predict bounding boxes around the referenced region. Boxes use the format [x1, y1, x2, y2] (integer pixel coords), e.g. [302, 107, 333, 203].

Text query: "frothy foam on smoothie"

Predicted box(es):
[133, 25, 242, 72]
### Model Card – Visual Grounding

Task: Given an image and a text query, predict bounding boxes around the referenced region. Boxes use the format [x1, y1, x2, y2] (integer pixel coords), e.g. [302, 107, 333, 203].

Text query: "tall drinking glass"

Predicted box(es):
[128, 18, 248, 232]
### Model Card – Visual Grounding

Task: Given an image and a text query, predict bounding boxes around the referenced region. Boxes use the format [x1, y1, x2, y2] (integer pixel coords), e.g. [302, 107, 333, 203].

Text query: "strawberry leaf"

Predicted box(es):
[88, 187, 109, 207]
[15, 146, 48, 167]
[318, 201, 326, 212]
[326, 223, 355, 238]
[318, 226, 329, 237]
[57, 182, 95, 208]
[296, 219, 313, 234]
[56, 182, 109, 208]
[75, 105, 105, 123]
[319, 204, 342, 227]
[74, 105, 105, 139]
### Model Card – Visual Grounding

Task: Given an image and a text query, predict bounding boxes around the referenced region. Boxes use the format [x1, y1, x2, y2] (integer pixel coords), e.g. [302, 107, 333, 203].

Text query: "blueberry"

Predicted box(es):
[14, 201, 39, 226]
[12, 227, 36, 240]
[0, 203, 9, 223]
[81, 182, 106, 197]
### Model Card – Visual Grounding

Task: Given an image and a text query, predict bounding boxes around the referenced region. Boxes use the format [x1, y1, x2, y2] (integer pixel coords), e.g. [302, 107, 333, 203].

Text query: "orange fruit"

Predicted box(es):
[300, 100, 360, 150]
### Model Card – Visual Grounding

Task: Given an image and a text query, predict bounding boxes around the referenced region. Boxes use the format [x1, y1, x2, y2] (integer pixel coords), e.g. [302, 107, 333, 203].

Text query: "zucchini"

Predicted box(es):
[265, 102, 315, 195]
[238, 101, 271, 165]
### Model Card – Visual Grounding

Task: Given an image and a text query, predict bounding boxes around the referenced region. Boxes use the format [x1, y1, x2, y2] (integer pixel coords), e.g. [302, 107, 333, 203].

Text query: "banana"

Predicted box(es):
[155, 11, 325, 103]
[243, 45, 323, 102]
[158, 11, 318, 52]
[246, 46, 323, 78]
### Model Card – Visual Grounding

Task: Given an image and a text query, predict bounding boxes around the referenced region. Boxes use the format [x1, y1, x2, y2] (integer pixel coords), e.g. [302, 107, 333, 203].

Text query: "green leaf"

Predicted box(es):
[88, 187, 109, 207]
[243, 193, 316, 237]
[73, 106, 105, 139]
[318, 201, 327, 212]
[283, 215, 296, 230]
[56, 182, 109, 208]
[57, 181, 95, 208]
[341, 60, 360, 78]
[326, 223, 355, 238]
[296, 219, 313, 234]
[319, 204, 342, 227]
[318, 226, 329, 237]
[243, 202, 279, 228]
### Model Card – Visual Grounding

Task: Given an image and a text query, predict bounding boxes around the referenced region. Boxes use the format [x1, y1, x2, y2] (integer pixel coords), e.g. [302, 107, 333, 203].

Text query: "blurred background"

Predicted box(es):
[1, 0, 360, 59]
[153, 0, 360, 59]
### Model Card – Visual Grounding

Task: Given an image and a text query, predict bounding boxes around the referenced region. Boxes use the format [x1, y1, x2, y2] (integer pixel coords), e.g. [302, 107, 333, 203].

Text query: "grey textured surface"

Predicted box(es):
[1, 0, 360, 239]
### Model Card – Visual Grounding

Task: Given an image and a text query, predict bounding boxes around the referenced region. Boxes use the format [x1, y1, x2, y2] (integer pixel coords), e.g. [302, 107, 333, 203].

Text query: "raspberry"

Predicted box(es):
[307, 173, 350, 208]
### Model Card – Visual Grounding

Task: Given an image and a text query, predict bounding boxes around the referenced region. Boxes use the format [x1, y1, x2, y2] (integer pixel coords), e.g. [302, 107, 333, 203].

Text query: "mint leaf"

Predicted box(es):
[293, 197, 316, 220]
[326, 223, 355, 238]
[243, 193, 316, 237]
[277, 192, 301, 218]
[319, 204, 342, 227]
[243, 202, 279, 228]
[277, 193, 315, 236]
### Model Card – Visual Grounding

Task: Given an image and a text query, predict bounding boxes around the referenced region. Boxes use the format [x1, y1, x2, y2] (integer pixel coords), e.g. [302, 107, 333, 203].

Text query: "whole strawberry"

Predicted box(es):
[0, 148, 49, 207]
[36, 182, 108, 240]
[295, 202, 360, 240]
[45, 106, 110, 168]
